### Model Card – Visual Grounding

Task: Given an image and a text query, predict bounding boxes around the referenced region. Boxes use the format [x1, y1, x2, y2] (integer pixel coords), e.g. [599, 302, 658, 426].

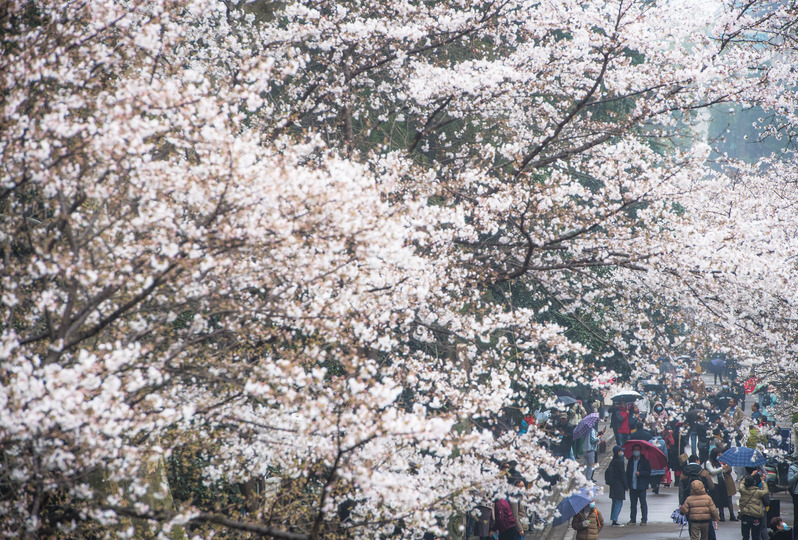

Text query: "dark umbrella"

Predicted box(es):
[629, 429, 653, 441]
[552, 486, 596, 526]
[718, 446, 766, 467]
[622, 439, 668, 470]
[573, 413, 600, 439]
[554, 389, 578, 399]
[642, 382, 667, 393]
[609, 390, 642, 403]
[556, 396, 578, 406]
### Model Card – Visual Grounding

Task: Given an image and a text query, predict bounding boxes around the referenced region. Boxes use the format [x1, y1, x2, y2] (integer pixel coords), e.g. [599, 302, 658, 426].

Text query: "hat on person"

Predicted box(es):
[613, 445, 623, 453]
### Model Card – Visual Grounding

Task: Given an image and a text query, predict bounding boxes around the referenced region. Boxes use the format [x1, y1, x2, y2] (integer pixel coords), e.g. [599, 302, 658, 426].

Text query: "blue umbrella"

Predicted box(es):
[552, 486, 596, 526]
[718, 446, 766, 467]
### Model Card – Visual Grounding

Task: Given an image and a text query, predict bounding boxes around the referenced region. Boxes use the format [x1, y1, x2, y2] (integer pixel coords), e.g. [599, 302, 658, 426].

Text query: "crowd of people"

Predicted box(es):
[460, 357, 793, 540]
[595, 363, 794, 540]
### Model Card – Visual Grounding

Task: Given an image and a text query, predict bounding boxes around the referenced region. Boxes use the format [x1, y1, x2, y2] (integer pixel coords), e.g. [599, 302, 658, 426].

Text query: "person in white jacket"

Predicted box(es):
[705, 448, 736, 521]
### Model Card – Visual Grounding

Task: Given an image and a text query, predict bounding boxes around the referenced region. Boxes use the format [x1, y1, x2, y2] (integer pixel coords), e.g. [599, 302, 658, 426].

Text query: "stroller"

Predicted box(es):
[764, 455, 791, 493]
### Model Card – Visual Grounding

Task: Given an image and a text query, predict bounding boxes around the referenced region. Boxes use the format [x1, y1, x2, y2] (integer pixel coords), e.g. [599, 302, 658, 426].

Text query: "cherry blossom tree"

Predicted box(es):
[2, 0, 796, 538]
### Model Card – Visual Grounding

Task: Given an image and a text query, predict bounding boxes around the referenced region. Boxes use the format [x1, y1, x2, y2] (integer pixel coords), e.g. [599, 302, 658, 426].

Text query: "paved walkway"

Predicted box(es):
[541, 417, 795, 540]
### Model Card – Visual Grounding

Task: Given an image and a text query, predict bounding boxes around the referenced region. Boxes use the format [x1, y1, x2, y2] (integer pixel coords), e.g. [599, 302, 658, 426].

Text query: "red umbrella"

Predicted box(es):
[622, 439, 667, 470]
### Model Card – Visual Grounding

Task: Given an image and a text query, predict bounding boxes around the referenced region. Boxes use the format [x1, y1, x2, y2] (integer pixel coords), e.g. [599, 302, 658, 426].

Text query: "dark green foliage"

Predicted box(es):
[167, 445, 244, 512]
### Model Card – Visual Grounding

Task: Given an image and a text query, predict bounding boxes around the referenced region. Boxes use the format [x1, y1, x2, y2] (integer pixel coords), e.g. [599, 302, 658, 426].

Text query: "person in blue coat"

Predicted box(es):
[625, 443, 651, 525]
[581, 425, 603, 481]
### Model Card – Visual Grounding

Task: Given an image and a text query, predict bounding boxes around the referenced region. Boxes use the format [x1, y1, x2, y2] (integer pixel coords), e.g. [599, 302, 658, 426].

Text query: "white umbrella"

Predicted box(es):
[609, 390, 642, 403]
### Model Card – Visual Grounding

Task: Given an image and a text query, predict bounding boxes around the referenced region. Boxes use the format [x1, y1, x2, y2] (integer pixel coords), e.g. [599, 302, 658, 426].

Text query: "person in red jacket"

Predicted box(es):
[492, 498, 517, 540]
[615, 403, 631, 445]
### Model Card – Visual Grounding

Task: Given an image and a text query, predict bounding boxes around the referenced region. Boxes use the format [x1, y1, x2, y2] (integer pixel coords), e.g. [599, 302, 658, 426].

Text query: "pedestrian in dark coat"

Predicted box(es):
[625, 443, 651, 525]
[604, 445, 628, 526]
[473, 502, 494, 540]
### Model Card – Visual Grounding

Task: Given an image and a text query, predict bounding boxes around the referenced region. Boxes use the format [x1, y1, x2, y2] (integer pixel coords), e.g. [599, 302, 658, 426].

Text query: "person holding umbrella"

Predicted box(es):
[604, 445, 628, 527]
[626, 443, 651, 525]
[574, 413, 603, 481]
[552, 486, 596, 527]
[571, 499, 604, 540]
[705, 447, 737, 521]
[615, 403, 632, 446]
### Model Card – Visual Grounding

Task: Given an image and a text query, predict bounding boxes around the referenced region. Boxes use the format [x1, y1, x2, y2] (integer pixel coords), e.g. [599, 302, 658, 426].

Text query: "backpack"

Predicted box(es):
[681, 468, 711, 503]
[494, 499, 516, 532]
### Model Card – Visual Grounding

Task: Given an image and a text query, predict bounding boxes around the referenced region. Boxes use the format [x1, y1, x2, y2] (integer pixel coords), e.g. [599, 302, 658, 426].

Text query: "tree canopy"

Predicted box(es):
[1, 0, 797, 538]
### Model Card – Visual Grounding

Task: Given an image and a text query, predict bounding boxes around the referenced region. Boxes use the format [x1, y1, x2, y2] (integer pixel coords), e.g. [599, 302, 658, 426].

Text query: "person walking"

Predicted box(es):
[704, 447, 736, 521]
[553, 412, 574, 459]
[724, 397, 745, 429]
[686, 408, 701, 457]
[628, 404, 642, 437]
[616, 403, 631, 446]
[508, 480, 527, 540]
[582, 424, 602, 481]
[723, 456, 738, 522]
[649, 401, 669, 435]
[680, 455, 713, 505]
[626, 443, 650, 525]
[680, 479, 720, 540]
[473, 500, 494, 540]
[492, 498, 517, 540]
[738, 471, 770, 540]
[695, 414, 711, 464]
[750, 402, 764, 423]
[571, 500, 604, 540]
[608, 402, 620, 444]
[604, 445, 628, 526]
